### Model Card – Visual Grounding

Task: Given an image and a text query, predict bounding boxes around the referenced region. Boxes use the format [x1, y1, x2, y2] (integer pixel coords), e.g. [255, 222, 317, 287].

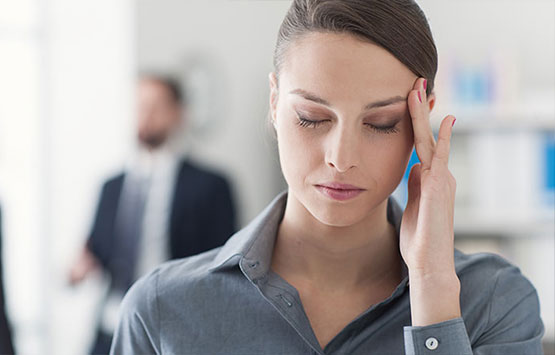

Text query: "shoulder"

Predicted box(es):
[101, 173, 125, 191]
[454, 249, 536, 297]
[114, 250, 220, 354]
[454, 249, 543, 338]
[120, 247, 224, 315]
[117, 246, 231, 342]
[175, 160, 233, 202]
[177, 159, 230, 186]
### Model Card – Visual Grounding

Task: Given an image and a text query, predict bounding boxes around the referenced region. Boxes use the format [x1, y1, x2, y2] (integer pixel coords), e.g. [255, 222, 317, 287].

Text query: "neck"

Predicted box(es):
[271, 193, 402, 292]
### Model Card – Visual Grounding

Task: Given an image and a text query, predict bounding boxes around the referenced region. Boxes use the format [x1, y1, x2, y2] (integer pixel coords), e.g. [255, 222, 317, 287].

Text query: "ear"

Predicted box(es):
[427, 92, 436, 113]
[268, 72, 279, 127]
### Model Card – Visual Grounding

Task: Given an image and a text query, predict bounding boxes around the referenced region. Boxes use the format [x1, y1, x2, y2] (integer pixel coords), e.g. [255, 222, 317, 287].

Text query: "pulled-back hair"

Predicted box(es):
[273, 0, 437, 96]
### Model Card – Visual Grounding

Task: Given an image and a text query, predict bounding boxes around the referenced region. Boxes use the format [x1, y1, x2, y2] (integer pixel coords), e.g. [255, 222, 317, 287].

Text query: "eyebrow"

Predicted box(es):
[289, 88, 406, 110]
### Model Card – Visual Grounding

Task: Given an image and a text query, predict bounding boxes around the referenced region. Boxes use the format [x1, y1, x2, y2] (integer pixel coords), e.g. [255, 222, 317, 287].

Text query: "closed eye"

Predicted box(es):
[297, 116, 329, 128]
[296, 114, 400, 134]
[363, 122, 400, 134]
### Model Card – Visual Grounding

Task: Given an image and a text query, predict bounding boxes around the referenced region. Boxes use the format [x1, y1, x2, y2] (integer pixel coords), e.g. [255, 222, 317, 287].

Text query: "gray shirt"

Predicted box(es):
[110, 190, 545, 355]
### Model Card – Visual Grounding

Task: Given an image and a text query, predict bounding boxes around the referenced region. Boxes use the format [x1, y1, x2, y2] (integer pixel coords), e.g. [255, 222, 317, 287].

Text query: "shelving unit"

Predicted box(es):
[426, 101, 555, 239]
[454, 210, 554, 238]
[430, 108, 555, 133]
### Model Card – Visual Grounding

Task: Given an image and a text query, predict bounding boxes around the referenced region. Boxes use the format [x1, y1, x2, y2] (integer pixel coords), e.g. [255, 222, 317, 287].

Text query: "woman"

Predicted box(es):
[111, 1, 545, 354]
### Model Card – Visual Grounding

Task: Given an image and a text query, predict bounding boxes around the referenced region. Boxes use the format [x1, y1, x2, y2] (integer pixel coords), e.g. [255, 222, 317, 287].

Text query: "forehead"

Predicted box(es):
[280, 32, 416, 101]
[138, 78, 173, 100]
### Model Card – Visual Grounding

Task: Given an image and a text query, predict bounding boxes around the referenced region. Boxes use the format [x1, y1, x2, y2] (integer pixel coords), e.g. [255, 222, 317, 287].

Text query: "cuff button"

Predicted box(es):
[425, 337, 439, 350]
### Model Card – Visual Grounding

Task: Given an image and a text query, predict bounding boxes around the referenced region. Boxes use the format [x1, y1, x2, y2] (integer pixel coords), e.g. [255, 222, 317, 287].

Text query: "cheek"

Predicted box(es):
[379, 136, 414, 187]
[358, 131, 414, 188]
[371, 141, 410, 176]
[277, 121, 322, 183]
[161, 114, 174, 128]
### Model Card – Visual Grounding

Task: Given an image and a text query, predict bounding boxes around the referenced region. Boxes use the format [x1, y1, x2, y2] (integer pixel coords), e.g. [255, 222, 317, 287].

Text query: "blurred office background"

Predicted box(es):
[0, 0, 552, 354]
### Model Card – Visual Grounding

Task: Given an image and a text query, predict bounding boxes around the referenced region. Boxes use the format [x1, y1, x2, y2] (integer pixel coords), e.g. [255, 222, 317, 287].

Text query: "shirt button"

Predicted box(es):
[425, 337, 439, 350]
[279, 294, 293, 307]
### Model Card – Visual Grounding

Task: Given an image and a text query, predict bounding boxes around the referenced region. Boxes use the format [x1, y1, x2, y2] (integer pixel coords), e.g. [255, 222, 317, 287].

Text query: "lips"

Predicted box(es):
[315, 182, 365, 201]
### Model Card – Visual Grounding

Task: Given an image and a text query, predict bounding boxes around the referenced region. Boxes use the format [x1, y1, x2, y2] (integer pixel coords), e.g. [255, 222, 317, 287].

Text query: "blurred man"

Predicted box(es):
[0, 206, 15, 354]
[69, 74, 237, 354]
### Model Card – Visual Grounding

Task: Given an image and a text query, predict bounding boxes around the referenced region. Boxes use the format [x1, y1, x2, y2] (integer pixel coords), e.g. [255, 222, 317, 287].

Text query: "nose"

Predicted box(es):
[324, 124, 360, 173]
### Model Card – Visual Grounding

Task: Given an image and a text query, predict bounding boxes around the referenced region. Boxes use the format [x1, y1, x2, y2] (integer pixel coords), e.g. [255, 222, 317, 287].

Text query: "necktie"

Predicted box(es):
[110, 172, 151, 292]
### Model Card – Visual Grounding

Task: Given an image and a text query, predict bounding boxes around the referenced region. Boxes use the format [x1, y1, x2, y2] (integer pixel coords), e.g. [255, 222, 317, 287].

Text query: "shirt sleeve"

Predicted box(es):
[85, 180, 111, 266]
[404, 317, 472, 355]
[403, 264, 545, 355]
[110, 268, 161, 355]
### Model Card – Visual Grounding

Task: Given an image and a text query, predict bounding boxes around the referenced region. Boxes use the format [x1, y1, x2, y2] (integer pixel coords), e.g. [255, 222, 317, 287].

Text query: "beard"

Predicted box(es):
[138, 130, 168, 149]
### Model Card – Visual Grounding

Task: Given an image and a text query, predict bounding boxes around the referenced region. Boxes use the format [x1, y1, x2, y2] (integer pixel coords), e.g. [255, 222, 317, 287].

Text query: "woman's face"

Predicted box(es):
[269, 32, 426, 227]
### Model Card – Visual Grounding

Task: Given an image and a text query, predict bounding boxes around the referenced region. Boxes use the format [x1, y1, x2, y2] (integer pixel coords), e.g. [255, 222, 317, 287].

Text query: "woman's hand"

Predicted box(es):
[399, 77, 461, 326]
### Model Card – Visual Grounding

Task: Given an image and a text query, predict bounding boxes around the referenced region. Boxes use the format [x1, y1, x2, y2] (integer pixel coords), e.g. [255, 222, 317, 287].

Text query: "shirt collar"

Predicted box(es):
[125, 132, 189, 176]
[208, 189, 408, 281]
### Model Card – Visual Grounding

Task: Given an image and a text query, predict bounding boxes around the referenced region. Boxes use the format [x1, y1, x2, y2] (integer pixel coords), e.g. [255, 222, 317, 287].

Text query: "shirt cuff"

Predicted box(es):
[403, 317, 472, 355]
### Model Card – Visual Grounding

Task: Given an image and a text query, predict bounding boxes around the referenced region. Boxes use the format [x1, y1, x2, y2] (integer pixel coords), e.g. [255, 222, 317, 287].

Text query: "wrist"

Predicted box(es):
[408, 270, 461, 326]
[409, 269, 460, 287]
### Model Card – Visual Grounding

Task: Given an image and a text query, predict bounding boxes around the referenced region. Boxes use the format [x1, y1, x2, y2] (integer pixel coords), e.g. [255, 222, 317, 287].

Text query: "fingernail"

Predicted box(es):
[417, 91, 422, 103]
[452, 118, 456, 127]
[423, 79, 427, 91]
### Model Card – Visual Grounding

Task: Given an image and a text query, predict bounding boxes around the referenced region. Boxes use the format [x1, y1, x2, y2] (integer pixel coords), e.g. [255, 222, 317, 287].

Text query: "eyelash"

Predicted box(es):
[296, 115, 400, 134]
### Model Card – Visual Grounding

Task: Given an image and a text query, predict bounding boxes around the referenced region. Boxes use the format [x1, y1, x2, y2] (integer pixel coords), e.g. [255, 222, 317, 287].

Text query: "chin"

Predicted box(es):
[138, 133, 166, 148]
[316, 207, 367, 227]
[304, 192, 369, 227]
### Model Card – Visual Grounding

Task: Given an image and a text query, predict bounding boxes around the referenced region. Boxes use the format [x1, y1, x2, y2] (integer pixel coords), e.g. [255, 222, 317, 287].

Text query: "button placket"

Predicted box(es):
[279, 293, 293, 307]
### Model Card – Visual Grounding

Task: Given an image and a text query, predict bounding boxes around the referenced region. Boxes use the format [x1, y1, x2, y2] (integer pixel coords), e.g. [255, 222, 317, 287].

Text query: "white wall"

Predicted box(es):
[0, 0, 44, 352]
[1, 0, 135, 353]
[46, 2, 135, 353]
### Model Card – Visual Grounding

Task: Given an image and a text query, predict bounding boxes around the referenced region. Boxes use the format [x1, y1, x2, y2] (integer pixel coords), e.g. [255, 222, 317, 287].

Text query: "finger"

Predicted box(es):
[408, 77, 436, 170]
[403, 162, 422, 231]
[406, 162, 422, 205]
[431, 115, 456, 169]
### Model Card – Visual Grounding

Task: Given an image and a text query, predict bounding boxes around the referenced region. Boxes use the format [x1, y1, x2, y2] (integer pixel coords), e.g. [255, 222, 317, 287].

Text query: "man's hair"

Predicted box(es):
[140, 73, 185, 105]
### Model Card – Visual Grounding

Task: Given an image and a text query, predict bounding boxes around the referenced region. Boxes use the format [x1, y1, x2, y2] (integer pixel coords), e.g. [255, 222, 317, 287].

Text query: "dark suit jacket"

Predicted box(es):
[0, 208, 15, 354]
[86, 158, 237, 287]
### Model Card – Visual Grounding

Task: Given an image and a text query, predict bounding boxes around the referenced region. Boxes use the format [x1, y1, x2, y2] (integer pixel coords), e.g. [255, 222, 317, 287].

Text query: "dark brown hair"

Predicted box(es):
[273, 0, 437, 96]
[140, 72, 185, 105]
